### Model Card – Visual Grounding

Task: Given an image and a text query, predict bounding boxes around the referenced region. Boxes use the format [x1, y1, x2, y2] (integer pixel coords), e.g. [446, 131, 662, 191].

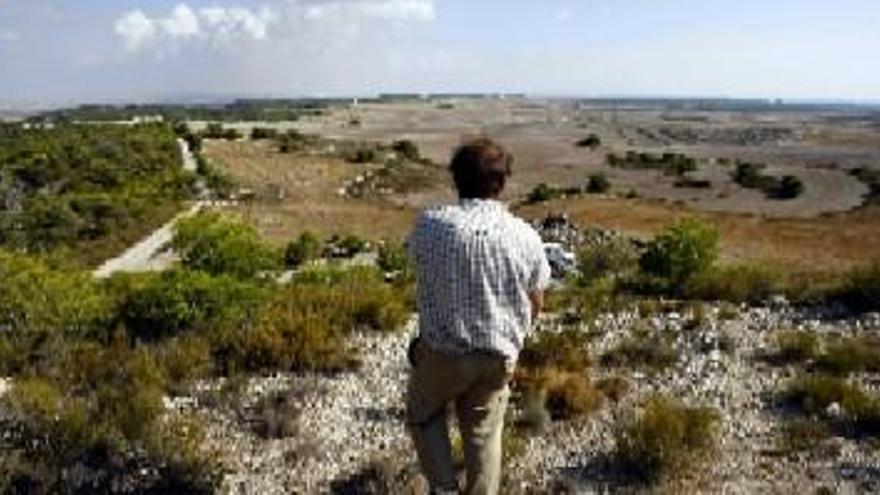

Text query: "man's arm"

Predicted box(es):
[528, 289, 544, 320]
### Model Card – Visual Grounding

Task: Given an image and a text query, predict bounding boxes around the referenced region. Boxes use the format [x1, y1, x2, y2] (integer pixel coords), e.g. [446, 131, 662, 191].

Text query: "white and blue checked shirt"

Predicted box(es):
[406, 199, 552, 360]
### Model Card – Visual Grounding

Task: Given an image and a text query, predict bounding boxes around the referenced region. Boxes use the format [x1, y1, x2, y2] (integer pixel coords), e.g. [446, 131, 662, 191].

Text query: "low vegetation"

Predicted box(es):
[784, 375, 880, 437]
[607, 151, 698, 177]
[0, 123, 194, 265]
[0, 210, 412, 491]
[616, 395, 719, 484]
[732, 162, 805, 200]
[601, 329, 678, 372]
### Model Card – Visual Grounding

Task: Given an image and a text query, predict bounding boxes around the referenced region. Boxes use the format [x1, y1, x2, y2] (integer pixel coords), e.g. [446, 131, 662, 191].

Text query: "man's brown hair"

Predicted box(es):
[449, 138, 513, 199]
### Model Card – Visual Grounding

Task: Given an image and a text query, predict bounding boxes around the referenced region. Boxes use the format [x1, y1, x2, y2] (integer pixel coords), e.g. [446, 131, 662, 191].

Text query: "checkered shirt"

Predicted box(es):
[406, 198, 551, 361]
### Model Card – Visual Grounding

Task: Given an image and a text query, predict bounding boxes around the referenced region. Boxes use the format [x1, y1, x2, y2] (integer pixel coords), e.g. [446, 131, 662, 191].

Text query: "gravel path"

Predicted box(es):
[93, 139, 203, 278]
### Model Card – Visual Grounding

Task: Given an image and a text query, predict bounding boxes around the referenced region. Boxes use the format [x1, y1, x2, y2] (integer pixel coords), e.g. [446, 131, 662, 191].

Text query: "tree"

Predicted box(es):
[576, 134, 602, 150]
[172, 212, 280, 279]
[772, 175, 805, 200]
[639, 219, 719, 288]
[586, 173, 610, 194]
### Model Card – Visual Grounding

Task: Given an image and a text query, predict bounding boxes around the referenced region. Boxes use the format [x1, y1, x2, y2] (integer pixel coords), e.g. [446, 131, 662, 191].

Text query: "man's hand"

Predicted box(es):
[528, 289, 544, 321]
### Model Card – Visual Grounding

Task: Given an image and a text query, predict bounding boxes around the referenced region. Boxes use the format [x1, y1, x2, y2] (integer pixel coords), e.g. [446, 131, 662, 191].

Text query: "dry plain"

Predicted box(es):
[203, 98, 880, 273]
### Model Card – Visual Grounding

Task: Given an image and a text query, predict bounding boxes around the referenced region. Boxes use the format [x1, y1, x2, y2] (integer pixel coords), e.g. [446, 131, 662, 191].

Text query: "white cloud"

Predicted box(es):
[113, 1, 437, 53]
[301, 0, 436, 22]
[114, 3, 278, 52]
[114, 10, 157, 51]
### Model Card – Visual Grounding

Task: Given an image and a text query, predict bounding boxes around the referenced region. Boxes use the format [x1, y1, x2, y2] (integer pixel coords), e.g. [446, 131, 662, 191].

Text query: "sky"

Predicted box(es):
[0, 0, 879, 105]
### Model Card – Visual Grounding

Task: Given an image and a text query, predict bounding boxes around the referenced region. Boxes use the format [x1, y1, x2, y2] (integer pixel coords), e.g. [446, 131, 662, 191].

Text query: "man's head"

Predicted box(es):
[449, 138, 513, 199]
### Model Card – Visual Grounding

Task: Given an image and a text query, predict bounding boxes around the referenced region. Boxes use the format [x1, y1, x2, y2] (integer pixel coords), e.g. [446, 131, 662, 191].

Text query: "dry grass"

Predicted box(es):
[518, 195, 880, 273]
[206, 138, 880, 274]
[203, 140, 420, 243]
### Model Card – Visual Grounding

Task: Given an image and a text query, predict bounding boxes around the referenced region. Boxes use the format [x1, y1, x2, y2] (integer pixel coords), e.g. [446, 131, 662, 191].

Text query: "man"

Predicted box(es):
[405, 138, 551, 494]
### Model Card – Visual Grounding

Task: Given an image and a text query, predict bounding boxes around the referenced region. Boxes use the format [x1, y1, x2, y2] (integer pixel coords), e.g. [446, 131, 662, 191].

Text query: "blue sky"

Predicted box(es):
[0, 0, 878, 105]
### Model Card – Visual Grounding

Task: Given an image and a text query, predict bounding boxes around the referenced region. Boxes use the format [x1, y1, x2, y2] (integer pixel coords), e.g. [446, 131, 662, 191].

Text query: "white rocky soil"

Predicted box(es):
[159, 305, 880, 494]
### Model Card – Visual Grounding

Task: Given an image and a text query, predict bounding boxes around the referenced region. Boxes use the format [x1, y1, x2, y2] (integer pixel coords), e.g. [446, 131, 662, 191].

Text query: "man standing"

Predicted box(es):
[405, 138, 551, 494]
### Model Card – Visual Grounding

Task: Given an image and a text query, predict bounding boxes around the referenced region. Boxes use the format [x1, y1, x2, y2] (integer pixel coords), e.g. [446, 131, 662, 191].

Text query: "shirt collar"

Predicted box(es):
[459, 198, 507, 210]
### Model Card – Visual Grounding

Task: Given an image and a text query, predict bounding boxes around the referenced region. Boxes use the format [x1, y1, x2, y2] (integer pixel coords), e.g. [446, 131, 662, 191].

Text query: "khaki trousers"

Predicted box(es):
[406, 340, 512, 495]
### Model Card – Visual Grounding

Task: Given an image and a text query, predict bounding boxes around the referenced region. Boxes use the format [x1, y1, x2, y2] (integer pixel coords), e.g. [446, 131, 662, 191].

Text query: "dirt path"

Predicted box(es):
[93, 140, 203, 278]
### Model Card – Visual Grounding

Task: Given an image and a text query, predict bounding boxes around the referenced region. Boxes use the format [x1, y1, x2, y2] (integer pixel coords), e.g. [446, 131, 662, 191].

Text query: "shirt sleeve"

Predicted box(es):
[528, 231, 552, 291]
[404, 212, 423, 264]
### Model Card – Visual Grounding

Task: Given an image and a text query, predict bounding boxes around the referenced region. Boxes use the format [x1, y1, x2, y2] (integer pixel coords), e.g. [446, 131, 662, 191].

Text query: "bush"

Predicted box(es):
[586, 173, 610, 193]
[683, 262, 782, 303]
[816, 336, 880, 375]
[577, 238, 639, 284]
[837, 262, 880, 312]
[773, 331, 821, 365]
[772, 175, 805, 200]
[391, 139, 421, 161]
[377, 240, 412, 280]
[785, 374, 874, 417]
[119, 269, 270, 342]
[250, 127, 278, 140]
[544, 276, 617, 321]
[519, 328, 591, 373]
[173, 211, 280, 278]
[639, 219, 719, 290]
[543, 371, 604, 420]
[207, 266, 408, 374]
[616, 395, 719, 483]
[526, 183, 558, 204]
[1, 337, 220, 493]
[0, 250, 113, 374]
[576, 134, 602, 149]
[601, 330, 678, 371]
[284, 231, 323, 268]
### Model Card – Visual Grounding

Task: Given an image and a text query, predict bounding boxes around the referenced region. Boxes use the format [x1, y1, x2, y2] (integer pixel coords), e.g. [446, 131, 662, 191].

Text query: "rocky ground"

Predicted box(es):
[157, 303, 880, 494]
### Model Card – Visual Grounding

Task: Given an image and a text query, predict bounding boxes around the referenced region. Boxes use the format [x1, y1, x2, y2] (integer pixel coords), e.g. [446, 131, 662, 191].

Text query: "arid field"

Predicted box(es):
[204, 98, 880, 273]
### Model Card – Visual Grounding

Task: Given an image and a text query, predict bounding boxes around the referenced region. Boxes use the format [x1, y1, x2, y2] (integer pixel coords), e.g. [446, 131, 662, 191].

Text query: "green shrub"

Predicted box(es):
[173, 211, 280, 278]
[774, 331, 821, 365]
[284, 231, 323, 268]
[544, 276, 617, 321]
[212, 266, 408, 374]
[639, 219, 719, 290]
[616, 395, 719, 483]
[119, 269, 270, 341]
[577, 238, 639, 283]
[519, 328, 591, 373]
[816, 336, 880, 375]
[586, 173, 610, 193]
[576, 134, 602, 149]
[684, 262, 782, 303]
[601, 331, 678, 371]
[526, 183, 558, 204]
[0, 250, 113, 374]
[391, 139, 421, 161]
[0, 337, 218, 493]
[377, 240, 412, 278]
[837, 262, 880, 312]
[772, 175, 805, 200]
[250, 127, 278, 140]
[785, 374, 874, 417]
